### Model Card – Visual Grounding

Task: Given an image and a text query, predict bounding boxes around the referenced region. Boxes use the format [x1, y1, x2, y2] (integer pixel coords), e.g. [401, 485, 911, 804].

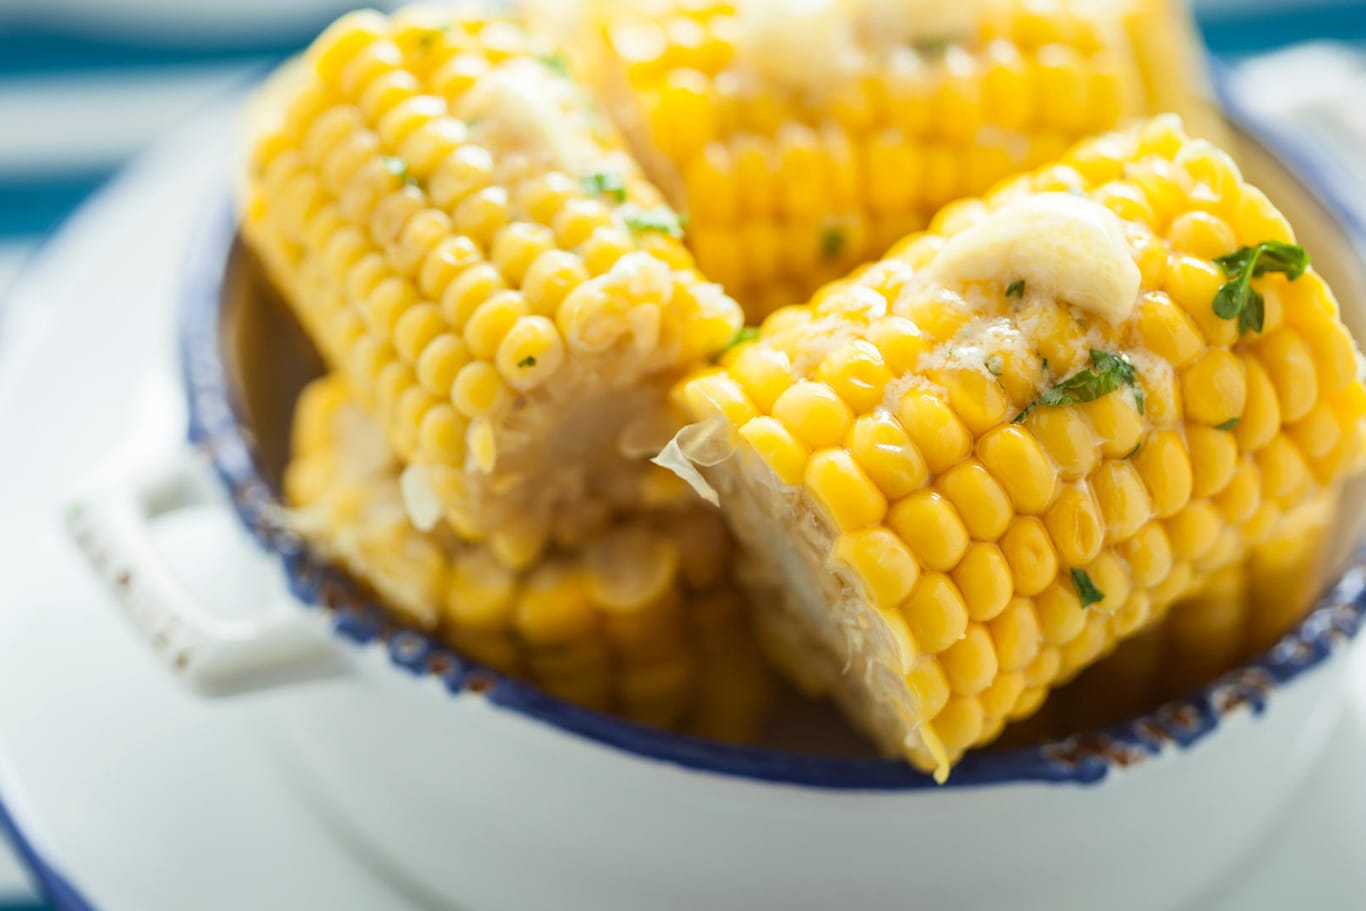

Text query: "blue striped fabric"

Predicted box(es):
[0, 1, 1363, 907]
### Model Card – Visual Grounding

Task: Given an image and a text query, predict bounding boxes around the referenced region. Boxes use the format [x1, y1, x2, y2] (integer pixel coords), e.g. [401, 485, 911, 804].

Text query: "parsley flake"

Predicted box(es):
[712, 326, 759, 362]
[381, 155, 417, 188]
[517, 356, 537, 368]
[821, 224, 846, 260]
[582, 171, 627, 203]
[1005, 279, 1025, 299]
[1014, 349, 1143, 424]
[1123, 441, 1141, 459]
[539, 53, 569, 76]
[417, 25, 448, 50]
[623, 205, 687, 239]
[1216, 417, 1240, 431]
[1213, 241, 1309, 335]
[1071, 568, 1105, 608]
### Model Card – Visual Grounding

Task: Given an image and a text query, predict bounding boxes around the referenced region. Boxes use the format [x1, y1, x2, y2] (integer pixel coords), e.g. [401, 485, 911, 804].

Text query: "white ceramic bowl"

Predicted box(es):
[70, 109, 1366, 910]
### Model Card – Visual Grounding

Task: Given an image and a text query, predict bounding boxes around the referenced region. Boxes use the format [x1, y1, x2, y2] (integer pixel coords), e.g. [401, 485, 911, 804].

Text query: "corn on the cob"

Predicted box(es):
[585, 0, 1223, 319]
[1013, 490, 1337, 738]
[666, 115, 1366, 778]
[243, 8, 743, 560]
[284, 373, 774, 740]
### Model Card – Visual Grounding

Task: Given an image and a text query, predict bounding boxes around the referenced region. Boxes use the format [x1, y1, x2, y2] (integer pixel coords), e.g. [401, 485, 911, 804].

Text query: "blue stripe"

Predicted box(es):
[0, 24, 303, 78]
[0, 786, 96, 911]
[0, 173, 113, 239]
[1199, 5, 1366, 55]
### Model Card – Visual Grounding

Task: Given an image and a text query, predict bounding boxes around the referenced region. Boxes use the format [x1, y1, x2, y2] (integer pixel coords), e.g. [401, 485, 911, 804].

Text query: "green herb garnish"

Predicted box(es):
[1071, 569, 1105, 608]
[417, 25, 448, 50]
[623, 205, 687, 239]
[1005, 279, 1025, 299]
[1123, 441, 1141, 459]
[582, 171, 627, 204]
[1213, 241, 1310, 335]
[712, 326, 759, 362]
[539, 53, 569, 76]
[517, 356, 537, 368]
[821, 224, 846, 260]
[381, 155, 417, 188]
[1215, 417, 1241, 431]
[1014, 349, 1143, 423]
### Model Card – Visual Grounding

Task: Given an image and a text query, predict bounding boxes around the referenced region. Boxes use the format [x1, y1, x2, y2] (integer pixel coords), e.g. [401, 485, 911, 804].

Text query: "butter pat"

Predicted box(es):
[736, 0, 860, 95]
[927, 192, 1142, 325]
[456, 59, 584, 172]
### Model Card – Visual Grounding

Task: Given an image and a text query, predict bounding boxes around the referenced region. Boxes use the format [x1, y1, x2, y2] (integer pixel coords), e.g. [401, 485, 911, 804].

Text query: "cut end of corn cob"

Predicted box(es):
[243, 6, 743, 558]
[581, 0, 1222, 319]
[666, 115, 1366, 777]
[284, 373, 776, 740]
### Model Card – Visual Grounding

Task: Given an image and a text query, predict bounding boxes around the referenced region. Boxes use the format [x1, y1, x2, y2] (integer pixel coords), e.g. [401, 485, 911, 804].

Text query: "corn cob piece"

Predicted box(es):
[666, 115, 1366, 778]
[1012, 490, 1338, 738]
[284, 374, 774, 740]
[243, 7, 743, 562]
[586, 0, 1222, 319]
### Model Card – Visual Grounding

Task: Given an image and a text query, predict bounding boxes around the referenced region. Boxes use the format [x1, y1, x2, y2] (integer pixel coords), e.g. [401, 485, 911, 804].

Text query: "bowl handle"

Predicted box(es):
[65, 448, 343, 696]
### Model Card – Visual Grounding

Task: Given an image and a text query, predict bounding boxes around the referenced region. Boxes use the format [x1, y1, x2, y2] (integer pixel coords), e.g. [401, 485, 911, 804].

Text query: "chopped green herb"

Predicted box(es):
[985, 355, 1004, 377]
[417, 25, 448, 50]
[1123, 441, 1142, 459]
[467, 116, 483, 129]
[1014, 349, 1143, 423]
[582, 170, 627, 203]
[1071, 568, 1105, 608]
[1041, 357, 1049, 373]
[539, 53, 569, 76]
[916, 37, 951, 57]
[1005, 279, 1025, 299]
[381, 155, 417, 188]
[623, 205, 687, 239]
[1213, 241, 1309, 335]
[712, 326, 760, 362]
[1216, 417, 1241, 431]
[517, 356, 537, 368]
[821, 224, 846, 260]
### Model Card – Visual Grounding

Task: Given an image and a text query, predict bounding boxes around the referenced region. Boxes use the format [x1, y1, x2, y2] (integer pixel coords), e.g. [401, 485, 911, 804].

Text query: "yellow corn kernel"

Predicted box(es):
[989, 597, 1042, 672]
[944, 369, 1011, 436]
[1181, 348, 1247, 426]
[1166, 500, 1222, 561]
[845, 413, 929, 500]
[440, 262, 505, 329]
[1044, 482, 1105, 566]
[417, 403, 467, 463]
[889, 490, 971, 572]
[1129, 429, 1192, 518]
[932, 696, 986, 758]
[1036, 579, 1085, 645]
[806, 449, 888, 532]
[1080, 393, 1144, 461]
[415, 334, 470, 398]
[1289, 400, 1343, 462]
[463, 289, 527, 360]
[986, 515, 1056, 604]
[729, 344, 793, 413]
[451, 360, 509, 418]
[428, 144, 494, 210]
[866, 316, 929, 375]
[1255, 328, 1319, 423]
[1166, 254, 1238, 348]
[1256, 434, 1311, 505]
[1186, 424, 1239, 498]
[977, 425, 1058, 515]
[1091, 460, 1153, 543]
[684, 373, 759, 426]
[901, 573, 970, 655]
[772, 381, 854, 449]
[817, 341, 893, 414]
[1122, 520, 1174, 588]
[938, 460, 1014, 541]
[1082, 549, 1130, 615]
[896, 389, 972, 474]
[1134, 290, 1204, 368]
[952, 543, 1014, 622]
[1167, 210, 1237, 260]
[739, 417, 809, 485]
[417, 235, 481, 300]
[905, 658, 951, 722]
[1026, 406, 1098, 482]
[494, 315, 565, 391]
[491, 221, 556, 287]
[834, 528, 921, 611]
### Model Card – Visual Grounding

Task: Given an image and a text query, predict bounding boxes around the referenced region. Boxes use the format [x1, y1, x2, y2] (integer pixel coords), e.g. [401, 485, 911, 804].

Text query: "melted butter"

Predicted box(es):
[926, 192, 1142, 325]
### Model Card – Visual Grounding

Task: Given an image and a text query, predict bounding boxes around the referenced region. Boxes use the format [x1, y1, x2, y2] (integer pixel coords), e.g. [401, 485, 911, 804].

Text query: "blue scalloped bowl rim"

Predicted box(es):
[182, 89, 1366, 792]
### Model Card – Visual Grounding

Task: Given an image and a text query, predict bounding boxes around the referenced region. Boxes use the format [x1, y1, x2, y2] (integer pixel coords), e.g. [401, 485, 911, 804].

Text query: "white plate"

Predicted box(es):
[2, 103, 1366, 911]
